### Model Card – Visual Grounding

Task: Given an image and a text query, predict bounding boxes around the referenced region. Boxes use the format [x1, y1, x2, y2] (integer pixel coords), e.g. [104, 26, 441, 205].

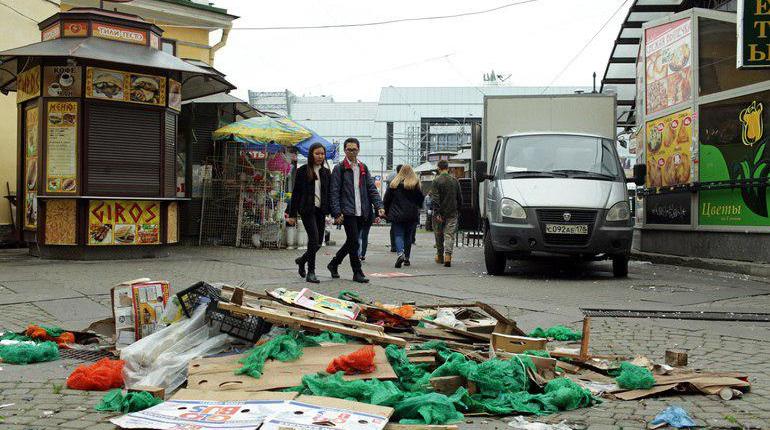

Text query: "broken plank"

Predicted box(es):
[429, 376, 466, 394]
[474, 302, 526, 336]
[249, 297, 386, 333]
[491, 333, 547, 354]
[421, 319, 490, 341]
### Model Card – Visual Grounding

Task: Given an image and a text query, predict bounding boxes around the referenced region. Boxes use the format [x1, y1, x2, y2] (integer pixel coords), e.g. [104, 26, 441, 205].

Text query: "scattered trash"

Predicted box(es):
[96, 389, 163, 413]
[615, 362, 656, 390]
[528, 326, 582, 341]
[649, 405, 696, 428]
[326, 345, 377, 374]
[67, 358, 125, 391]
[508, 416, 573, 429]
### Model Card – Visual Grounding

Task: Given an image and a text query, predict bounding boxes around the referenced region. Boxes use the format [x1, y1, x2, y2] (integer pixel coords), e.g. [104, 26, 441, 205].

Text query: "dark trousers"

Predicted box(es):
[358, 222, 371, 258]
[333, 215, 364, 272]
[298, 208, 325, 272]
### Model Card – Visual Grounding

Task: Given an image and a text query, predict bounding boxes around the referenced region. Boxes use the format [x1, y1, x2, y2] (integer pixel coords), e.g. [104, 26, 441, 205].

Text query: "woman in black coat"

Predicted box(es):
[383, 164, 424, 268]
[286, 143, 330, 283]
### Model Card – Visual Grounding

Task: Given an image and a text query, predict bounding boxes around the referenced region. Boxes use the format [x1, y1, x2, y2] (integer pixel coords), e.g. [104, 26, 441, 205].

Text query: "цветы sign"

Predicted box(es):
[738, 0, 770, 68]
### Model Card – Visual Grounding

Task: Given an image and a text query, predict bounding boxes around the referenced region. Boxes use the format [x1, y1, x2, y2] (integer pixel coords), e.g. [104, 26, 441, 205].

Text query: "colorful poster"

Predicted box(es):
[645, 108, 693, 187]
[17, 65, 40, 103]
[86, 67, 127, 101]
[92, 22, 147, 45]
[150, 32, 160, 50]
[128, 72, 166, 106]
[168, 79, 181, 111]
[700, 91, 770, 226]
[645, 18, 692, 115]
[110, 400, 284, 429]
[44, 66, 81, 97]
[46, 101, 78, 193]
[24, 106, 39, 229]
[88, 200, 161, 245]
[132, 281, 169, 340]
[62, 21, 87, 37]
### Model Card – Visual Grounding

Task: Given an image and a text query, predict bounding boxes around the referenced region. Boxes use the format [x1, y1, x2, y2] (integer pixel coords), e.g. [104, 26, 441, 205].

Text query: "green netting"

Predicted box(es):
[417, 315, 436, 328]
[95, 389, 162, 413]
[236, 334, 306, 378]
[39, 324, 66, 338]
[615, 362, 655, 389]
[0, 331, 33, 342]
[0, 340, 59, 364]
[294, 330, 351, 346]
[528, 325, 582, 341]
[394, 390, 467, 424]
[337, 290, 361, 302]
[522, 350, 551, 358]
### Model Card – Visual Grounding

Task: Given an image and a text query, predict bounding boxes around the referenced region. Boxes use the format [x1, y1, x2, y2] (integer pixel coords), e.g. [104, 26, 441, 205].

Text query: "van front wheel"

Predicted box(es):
[484, 230, 506, 276]
[612, 254, 629, 278]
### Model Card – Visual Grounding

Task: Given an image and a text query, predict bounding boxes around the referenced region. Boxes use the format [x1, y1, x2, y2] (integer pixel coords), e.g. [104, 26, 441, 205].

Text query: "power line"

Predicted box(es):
[160, 0, 538, 31]
[541, 0, 631, 94]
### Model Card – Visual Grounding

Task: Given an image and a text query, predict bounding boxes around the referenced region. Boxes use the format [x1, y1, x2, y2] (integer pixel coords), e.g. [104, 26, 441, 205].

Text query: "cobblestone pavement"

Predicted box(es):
[1, 228, 769, 429]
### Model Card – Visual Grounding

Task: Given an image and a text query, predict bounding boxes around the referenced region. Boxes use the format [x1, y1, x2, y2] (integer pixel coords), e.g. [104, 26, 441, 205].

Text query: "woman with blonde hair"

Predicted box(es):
[383, 164, 424, 268]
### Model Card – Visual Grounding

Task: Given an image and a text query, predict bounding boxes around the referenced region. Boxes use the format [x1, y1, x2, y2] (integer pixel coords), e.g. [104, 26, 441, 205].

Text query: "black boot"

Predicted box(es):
[403, 258, 411, 267]
[295, 257, 306, 278]
[353, 271, 369, 283]
[306, 272, 320, 283]
[327, 261, 340, 279]
[395, 254, 404, 268]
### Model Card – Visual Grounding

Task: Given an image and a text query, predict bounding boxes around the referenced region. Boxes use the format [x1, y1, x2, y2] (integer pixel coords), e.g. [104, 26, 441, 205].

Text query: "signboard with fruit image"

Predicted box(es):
[645, 108, 693, 188]
[700, 91, 770, 226]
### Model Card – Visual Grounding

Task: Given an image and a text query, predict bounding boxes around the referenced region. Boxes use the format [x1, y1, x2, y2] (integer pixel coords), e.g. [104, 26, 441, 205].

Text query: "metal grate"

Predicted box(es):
[60, 348, 115, 363]
[580, 308, 770, 322]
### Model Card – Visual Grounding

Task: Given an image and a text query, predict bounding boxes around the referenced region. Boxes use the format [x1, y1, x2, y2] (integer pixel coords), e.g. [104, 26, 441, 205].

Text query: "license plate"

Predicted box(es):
[545, 224, 588, 235]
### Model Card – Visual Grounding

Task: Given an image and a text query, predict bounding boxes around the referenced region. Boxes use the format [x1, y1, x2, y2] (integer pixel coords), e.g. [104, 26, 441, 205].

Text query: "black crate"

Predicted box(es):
[208, 307, 271, 343]
[176, 281, 223, 318]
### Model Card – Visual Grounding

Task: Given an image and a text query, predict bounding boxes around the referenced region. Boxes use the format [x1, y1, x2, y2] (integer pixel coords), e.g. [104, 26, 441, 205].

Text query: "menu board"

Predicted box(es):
[44, 66, 82, 98]
[17, 66, 40, 103]
[645, 108, 693, 187]
[645, 18, 692, 116]
[24, 106, 39, 229]
[88, 200, 161, 245]
[86, 67, 166, 106]
[46, 101, 78, 193]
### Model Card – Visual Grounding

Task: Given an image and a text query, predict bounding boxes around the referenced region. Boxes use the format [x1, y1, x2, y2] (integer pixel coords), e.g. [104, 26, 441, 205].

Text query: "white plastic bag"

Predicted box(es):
[429, 308, 466, 330]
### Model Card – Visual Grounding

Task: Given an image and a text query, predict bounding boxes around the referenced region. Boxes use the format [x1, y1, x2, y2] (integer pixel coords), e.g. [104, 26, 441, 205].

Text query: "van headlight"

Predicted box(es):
[606, 201, 630, 222]
[500, 198, 526, 220]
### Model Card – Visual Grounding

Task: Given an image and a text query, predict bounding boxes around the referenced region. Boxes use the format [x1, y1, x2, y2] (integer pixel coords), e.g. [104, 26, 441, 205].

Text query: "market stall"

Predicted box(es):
[0, 7, 233, 259]
[634, 8, 770, 261]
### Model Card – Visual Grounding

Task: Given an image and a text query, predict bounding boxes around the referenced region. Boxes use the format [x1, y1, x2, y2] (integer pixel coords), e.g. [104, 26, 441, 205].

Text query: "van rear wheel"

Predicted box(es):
[612, 254, 629, 278]
[484, 229, 506, 276]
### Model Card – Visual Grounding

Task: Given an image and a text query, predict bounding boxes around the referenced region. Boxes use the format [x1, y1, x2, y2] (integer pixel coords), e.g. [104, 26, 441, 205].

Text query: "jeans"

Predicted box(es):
[298, 208, 325, 272]
[392, 221, 417, 259]
[358, 222, 371, 258]
[332, 215, 364, 272]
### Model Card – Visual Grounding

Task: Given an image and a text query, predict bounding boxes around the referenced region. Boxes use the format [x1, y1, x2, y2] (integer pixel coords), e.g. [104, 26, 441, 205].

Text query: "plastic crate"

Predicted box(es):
[208, 306, 271, 343]
[176, 281, 223, 318]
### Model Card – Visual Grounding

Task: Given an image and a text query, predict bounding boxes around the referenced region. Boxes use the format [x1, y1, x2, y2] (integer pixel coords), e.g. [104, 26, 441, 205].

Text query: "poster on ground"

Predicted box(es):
[699, 90, 770, 226]
[24, 106, 39, 229]
[645, 108, 693, 187]
[111, 399, 284, 429]
[645, 18, 692, 115]
[88, 200, 160, 245]
[46, 101, 78, 193]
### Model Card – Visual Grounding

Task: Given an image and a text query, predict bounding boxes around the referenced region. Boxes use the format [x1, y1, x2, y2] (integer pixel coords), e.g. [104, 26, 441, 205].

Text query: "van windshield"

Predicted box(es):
[503, 135, 621, 180]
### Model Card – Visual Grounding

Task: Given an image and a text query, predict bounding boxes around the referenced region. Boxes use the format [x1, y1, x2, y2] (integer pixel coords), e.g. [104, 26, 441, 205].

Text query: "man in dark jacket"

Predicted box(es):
[429, 160, 462, 267]
[328, 138, 385, 283]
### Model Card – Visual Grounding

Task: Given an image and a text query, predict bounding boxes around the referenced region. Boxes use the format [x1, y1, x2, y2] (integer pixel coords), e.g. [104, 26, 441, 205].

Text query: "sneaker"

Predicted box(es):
[295, 257, 306, 278]
[395, 254, 404, 268]
[327, 261, 340, 279]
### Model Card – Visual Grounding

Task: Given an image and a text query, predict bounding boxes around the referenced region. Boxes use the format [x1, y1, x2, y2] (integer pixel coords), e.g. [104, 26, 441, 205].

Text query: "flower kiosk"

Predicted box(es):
[0, 8, 233, 258]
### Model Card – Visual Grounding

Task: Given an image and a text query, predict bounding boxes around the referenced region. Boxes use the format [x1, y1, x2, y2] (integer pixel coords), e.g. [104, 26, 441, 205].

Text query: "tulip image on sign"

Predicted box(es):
[740, 101, 764, 146]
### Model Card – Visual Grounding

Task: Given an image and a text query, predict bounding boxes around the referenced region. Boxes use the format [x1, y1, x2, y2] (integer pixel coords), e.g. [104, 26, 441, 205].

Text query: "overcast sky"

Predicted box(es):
[211, 0, 631, 102]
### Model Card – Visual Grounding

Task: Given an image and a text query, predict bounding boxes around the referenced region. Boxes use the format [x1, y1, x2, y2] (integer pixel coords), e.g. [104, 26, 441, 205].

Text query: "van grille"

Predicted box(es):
[536, 209, 597, 246]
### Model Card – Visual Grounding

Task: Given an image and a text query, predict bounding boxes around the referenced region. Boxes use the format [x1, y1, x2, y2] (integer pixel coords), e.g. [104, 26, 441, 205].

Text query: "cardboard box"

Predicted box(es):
[111, 278, 169, 349]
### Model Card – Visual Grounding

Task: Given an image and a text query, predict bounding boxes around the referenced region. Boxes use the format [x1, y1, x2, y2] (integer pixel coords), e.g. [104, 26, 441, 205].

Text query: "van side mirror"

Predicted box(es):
[632, 164, 646, 186]
[475, 160, 492, 182]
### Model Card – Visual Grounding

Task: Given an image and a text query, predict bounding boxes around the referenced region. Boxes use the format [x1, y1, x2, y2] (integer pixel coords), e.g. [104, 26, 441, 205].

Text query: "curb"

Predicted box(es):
[631, 250, 770, 279]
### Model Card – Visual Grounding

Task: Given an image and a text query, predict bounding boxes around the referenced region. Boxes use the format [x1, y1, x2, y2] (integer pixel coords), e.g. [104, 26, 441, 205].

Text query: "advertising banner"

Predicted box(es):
[700, 91, 770, 226]
[738, 0, 770, 68]
[88, 200, 161, 245]
[645, 108, 694, 187]
[168, 79, 181, 111]
[44, 66, 82, 98]
[86, 67, 166, 106]
[17, 66, 40, 103]
[645, 18, 692, 115]
[62, 21, 87, 37]
[46, 101, 78, 193]
[92, 22, 147, 45]
[24, 106, 39, 229]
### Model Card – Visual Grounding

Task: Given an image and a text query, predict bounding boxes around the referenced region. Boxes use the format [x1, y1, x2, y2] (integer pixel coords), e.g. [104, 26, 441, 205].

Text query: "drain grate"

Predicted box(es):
[580, 308, 770, 322]
[60, 348, 115, 363]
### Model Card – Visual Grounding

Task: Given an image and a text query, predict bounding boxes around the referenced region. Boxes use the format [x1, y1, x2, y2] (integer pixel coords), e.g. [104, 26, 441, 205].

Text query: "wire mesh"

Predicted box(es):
[199, 144, 290, 249]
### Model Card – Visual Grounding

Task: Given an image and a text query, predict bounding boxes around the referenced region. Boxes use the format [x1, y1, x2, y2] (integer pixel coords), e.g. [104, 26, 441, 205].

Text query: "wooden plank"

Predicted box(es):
[413, 327, 470, 342]
[474, 302, 526, 336]
[218, 302, 406, 346]
[491, 333, 547, 354]
[430, 376, 465, 394]
[421, 319, 490, 342]
[579, 317, 591, 361]
[296, 395, 394, 419]
[244, 298, 386, 334]
[188, 345, 397, 392]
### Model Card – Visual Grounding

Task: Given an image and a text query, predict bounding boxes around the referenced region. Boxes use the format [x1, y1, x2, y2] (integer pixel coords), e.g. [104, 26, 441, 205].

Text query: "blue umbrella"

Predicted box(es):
[294, 130, 338, 160]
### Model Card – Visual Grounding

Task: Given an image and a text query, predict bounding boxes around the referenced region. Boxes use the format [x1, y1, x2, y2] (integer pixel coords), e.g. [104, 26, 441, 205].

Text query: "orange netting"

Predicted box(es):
[25, 325, 75, 348]
[386, 305, 416, 319]
[67, 358, 126, 391]
[326, 345, 376, 375]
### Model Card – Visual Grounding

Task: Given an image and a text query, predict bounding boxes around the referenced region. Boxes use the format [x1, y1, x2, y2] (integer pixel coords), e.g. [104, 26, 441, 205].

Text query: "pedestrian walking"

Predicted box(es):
[328, 138, 385, 283]
[430, 160, 461, 267]
[286, 143, 331, 283]
[384, 164, 424, 268]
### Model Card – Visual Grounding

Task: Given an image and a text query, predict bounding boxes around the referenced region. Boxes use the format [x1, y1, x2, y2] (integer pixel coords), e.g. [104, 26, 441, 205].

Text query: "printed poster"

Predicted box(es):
[86, 67, 127, 101]
[262, 401, 388, 430]
[110, 399, 284, 429]
[44, 66, 82, 97]
[46, 101, 78, 193]
[645, 108, 693, 187]
[17, 65, 40, 103]
[24, 106, 39, 229]
[699, 91, 770, 226]
[645, 18, 692, 115]
[88, 200, 161, 245]
[168, 79, 181, 111]
[131, 281, 169, 340]
[129, 72, 166, 106]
